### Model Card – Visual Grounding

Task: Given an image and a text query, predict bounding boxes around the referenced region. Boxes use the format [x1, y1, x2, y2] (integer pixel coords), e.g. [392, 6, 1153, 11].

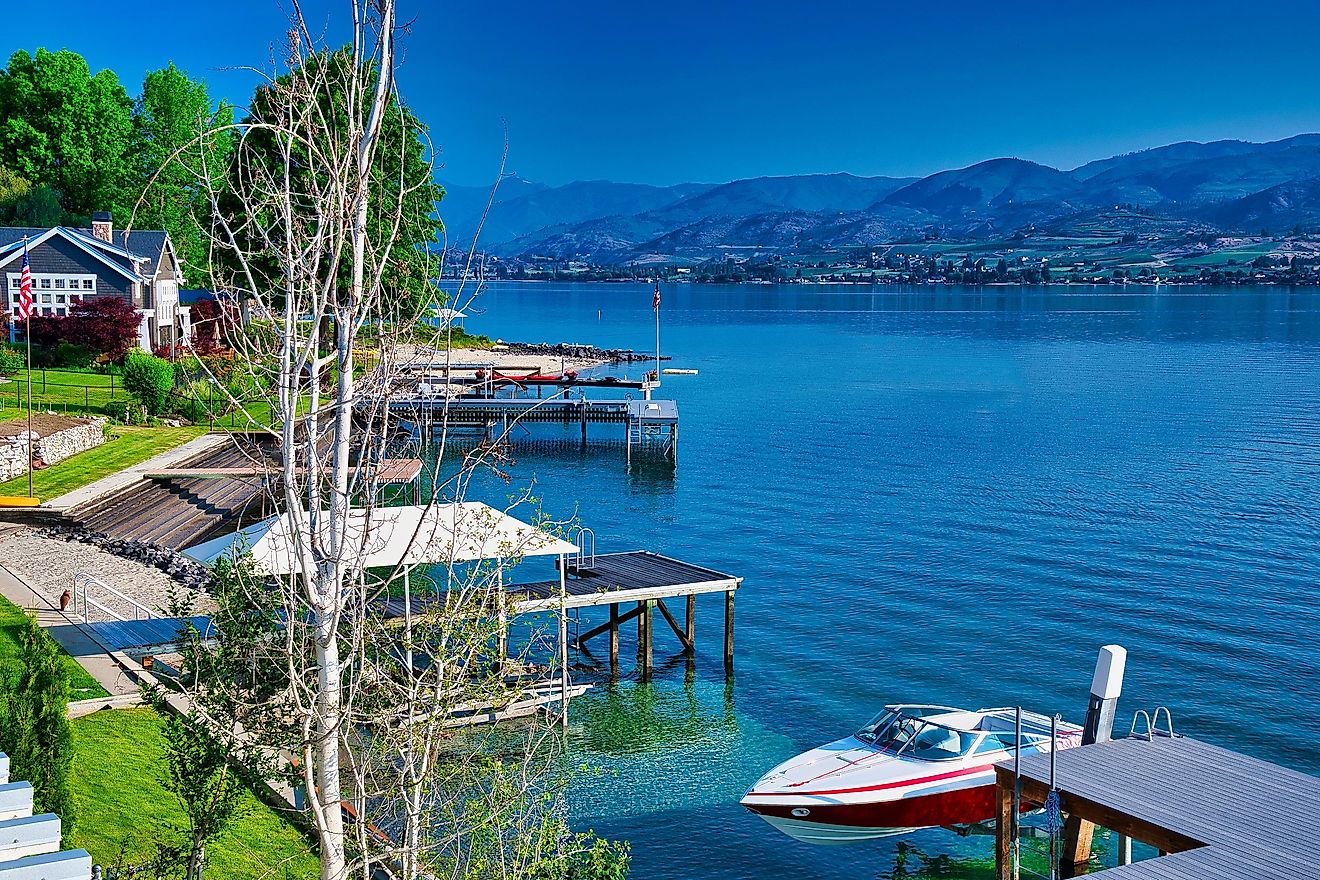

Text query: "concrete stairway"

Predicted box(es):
[0, 753, 92, 879]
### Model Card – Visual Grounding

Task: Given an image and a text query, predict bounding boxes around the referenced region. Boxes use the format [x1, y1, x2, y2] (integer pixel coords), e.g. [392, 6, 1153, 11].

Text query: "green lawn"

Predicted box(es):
[0, 594, 107, 699]
[69, 708, 319, 879]
[0, 425, 207, 501]
[0, 368, 127, 418]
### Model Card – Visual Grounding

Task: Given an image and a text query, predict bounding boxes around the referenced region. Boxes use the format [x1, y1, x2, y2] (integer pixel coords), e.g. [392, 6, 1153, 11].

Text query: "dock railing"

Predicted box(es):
[72, 571, 157, 623]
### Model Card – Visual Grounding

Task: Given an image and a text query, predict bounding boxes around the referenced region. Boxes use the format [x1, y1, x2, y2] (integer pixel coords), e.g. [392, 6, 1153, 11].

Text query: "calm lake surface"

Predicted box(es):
[457, 282, 1320, 879]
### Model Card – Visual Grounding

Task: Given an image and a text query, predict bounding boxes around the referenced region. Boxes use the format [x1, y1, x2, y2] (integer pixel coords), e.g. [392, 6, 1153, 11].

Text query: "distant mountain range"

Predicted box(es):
[438, 135, 1320, 264]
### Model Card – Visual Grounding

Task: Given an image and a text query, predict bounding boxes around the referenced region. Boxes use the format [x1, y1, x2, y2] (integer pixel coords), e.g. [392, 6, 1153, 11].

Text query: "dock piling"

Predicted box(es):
[608, 603, 619, 672]
[640, 600, 653, 680]
[723, 590, 735, 673]
[685, 594, 695, 648]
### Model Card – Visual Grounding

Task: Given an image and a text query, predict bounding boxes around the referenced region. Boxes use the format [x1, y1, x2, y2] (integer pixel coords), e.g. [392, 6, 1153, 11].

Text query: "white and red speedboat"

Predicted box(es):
[741, 704, 1082, 844]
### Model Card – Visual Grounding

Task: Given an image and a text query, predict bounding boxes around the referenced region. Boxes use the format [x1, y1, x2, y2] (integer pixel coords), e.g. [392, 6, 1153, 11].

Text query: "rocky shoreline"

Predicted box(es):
[499, 341, 670, 364]
[29, 525, 213, 591]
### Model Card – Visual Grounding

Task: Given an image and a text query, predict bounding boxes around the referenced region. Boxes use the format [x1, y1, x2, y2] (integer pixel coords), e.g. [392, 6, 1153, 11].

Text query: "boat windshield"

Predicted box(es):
[855, 707, 994, 761]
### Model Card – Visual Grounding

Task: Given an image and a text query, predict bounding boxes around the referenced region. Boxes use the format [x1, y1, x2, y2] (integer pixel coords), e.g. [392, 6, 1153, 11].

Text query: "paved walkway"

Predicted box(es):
[0, 562, 143, 698]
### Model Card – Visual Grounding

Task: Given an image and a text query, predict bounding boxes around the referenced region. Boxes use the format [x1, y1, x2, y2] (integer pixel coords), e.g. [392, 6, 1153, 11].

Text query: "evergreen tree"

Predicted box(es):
[2, 617, 74, 828]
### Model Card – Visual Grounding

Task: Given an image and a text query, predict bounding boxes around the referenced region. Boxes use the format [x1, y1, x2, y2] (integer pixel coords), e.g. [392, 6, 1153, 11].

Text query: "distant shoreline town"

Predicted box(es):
[448, 232, 1320, 287]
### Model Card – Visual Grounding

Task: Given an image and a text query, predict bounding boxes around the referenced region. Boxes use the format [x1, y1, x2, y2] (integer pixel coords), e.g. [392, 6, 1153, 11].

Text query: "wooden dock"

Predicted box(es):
[994, 733, 1320, 879]
[380, 396, 680, 459]
[515, 550, 739, 678]
[379, 550, 741, 679]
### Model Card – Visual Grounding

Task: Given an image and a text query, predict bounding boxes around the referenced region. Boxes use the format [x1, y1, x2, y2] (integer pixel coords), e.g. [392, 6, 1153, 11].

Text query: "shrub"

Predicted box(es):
[52, 342, 94, 368]
[0, 345, 22, 376]
[121, 351, 176, 415]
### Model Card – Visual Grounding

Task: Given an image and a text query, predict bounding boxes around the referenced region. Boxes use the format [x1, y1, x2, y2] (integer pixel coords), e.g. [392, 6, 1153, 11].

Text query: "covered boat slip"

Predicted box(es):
[183, 505, 741, 699]
[993, 733, 1320, 879]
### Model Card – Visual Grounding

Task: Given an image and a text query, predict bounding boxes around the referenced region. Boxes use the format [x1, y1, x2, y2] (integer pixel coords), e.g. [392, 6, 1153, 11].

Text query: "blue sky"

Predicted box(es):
[6, 0, 1320, 187]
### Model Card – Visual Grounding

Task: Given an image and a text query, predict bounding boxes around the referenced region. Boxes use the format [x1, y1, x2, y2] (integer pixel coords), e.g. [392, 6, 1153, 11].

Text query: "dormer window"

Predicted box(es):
[39, 278, 50, 288]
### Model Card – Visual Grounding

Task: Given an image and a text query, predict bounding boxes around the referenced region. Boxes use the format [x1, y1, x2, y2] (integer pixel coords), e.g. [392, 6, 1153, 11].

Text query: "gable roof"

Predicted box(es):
[0, 225, 181, 282]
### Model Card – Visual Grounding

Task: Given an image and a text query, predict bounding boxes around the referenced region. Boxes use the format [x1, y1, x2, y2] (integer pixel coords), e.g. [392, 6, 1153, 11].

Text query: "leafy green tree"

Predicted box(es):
[0, 49, 135, 220]
[133, 64, 234, 273]
[122, 350, 176, 414]
[0, 165, 62, 225]
[0, 617, 74, 828]
[219, 47, 443, 321]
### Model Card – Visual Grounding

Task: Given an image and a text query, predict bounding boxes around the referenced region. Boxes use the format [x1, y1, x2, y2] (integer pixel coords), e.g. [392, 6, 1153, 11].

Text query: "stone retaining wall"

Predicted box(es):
[0, 415, 107, 482]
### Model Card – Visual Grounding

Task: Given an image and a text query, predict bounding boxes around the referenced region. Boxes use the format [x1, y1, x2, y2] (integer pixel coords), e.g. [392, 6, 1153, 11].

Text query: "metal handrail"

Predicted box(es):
[1152, 706, 1176, 738]
[73, 571, 157, 622]
[573, 527, 596, 570]
[1129, 710, 1154, 741]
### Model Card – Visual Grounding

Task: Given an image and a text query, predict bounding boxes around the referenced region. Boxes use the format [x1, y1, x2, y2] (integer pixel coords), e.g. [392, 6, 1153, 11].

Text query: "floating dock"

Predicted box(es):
[994, 731, 1320, 878]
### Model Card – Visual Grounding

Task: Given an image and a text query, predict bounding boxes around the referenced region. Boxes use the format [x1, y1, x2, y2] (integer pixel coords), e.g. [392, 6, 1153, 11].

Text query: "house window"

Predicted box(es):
[55, 307, 66, 316]
[55, 295, 66, 305]
[40, 294, 51, 304]
[7, 278, 15, 289]
[82, 279, 94, 290]
[54, 278, 65, 289]
[39, 278, 50, 288]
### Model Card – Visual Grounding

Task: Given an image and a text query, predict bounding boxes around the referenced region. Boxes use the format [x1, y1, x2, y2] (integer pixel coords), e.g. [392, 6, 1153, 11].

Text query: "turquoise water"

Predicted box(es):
[458, 283, 1320, 878]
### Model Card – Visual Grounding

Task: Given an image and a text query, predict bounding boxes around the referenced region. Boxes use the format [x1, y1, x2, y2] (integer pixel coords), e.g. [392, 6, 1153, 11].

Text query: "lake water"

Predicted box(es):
[454, 282, 1320, 879]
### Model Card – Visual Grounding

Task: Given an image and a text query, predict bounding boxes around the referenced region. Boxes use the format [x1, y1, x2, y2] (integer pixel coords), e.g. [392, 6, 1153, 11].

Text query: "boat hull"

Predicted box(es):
[742, 779, 1000, 843]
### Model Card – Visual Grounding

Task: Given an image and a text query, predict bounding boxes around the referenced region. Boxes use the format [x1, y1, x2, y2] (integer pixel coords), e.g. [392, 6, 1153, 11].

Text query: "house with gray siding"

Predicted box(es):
[0, 212, 187, 350]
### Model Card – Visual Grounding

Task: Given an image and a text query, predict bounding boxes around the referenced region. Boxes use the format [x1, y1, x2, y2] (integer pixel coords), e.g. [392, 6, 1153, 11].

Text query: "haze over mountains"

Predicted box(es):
[439, 135, 1320, 263]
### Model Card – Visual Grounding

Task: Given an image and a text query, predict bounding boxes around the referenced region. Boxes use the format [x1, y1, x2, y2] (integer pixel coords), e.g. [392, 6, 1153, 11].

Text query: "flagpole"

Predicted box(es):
[22, 238, 32, 498]
[24, 309, 31, 498]
[655, 282, 661, 383]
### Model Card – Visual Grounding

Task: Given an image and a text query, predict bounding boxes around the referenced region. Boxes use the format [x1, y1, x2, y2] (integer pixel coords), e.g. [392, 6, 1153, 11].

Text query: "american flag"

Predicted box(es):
[652, 282, 661, 312]
[17, 244, 32, 322]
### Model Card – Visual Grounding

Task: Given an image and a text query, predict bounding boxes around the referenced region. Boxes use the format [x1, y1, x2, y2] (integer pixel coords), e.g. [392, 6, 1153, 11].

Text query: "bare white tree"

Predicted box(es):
[136, 3, 628, 879]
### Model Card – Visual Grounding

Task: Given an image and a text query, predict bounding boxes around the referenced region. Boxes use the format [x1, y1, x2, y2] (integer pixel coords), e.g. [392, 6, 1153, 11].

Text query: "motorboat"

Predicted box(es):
[740, 704, 1082, 844]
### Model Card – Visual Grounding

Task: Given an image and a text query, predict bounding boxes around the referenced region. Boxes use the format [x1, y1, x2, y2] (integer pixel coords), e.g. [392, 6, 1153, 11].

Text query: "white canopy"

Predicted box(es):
[181, 502, 578, 576]
[429, 307, 468, 323]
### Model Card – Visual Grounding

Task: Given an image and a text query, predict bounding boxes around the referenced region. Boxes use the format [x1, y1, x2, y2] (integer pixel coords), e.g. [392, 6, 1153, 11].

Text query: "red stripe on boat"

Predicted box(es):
[744, 763, 992, 798]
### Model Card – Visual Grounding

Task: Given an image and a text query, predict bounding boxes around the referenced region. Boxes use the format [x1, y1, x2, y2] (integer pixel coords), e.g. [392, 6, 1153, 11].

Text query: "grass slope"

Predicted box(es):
[0, 594, 107, 699]
[69, 708, 319, 879]
[0, 425, 206, 501]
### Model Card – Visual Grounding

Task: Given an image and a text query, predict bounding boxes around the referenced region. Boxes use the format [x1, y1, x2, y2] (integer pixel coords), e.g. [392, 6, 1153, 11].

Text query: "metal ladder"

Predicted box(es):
[1129, 706, 1176, 740]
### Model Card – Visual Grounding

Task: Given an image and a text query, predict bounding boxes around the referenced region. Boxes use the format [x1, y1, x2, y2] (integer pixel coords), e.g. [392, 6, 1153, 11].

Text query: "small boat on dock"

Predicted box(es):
[741, 704, 1081, 844]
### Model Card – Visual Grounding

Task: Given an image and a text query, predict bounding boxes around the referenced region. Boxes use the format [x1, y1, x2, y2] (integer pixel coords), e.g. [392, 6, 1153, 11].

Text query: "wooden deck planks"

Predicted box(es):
[511, 551, 741, 611]
[1004, 735, 1320, 878]
[82, 615, 212, 651]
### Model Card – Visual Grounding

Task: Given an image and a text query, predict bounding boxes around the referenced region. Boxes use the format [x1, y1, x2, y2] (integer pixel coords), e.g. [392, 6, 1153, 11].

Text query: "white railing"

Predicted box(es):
[71, 572, 158, 623]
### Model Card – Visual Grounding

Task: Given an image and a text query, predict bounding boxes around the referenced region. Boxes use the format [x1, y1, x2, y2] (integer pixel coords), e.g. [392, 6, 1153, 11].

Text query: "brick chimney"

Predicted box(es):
[91, 211, 112, 244]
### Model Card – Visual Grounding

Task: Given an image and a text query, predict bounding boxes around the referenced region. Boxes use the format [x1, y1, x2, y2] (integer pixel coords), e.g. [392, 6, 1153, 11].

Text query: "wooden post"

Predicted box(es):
[656, 598, 694, 653]
[1117, 834, 1131, 866]
[608, 603, 619, 673]
[723, 589, 735, 672]
[685, 593, 695, 649]
[640, 600, 653, 681]
[580, 400, 588, 447]
[995, 768, 1013, 880]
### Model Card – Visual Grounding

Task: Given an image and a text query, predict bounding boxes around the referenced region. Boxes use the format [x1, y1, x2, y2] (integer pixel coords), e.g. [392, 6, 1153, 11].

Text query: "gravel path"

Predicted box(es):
[0, 529, 212, 622]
